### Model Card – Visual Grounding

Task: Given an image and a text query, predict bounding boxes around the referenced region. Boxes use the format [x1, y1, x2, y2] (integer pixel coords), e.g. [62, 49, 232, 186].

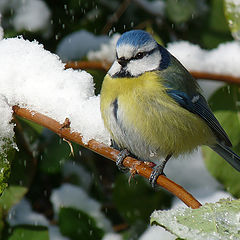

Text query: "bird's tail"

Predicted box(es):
[211, 143, 240, 171]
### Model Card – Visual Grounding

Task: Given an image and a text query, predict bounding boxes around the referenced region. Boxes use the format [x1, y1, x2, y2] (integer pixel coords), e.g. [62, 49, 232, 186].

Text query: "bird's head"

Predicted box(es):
[108, 30, 165, 78]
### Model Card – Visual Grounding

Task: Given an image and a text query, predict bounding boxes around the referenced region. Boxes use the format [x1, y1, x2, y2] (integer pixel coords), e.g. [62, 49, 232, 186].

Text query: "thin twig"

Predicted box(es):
[65, 61, 110, 71]
[13, 106, 202, 209]
[102, 0, 132, 34]
[65, 60, 240, 85]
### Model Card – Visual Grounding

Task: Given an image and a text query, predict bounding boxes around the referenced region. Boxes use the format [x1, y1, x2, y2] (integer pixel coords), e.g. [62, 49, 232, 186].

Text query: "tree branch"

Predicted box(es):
[65, 61, 110, 71]
[65, 61, 240, 84]
[101, 0, 132, 34]
[13, 106, 202, 209]
[191, 71, 240, 85]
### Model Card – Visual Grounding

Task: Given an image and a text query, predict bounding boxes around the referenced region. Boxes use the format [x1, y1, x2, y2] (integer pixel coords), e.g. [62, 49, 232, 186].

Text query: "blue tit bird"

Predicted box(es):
[100, 29, 240, 187]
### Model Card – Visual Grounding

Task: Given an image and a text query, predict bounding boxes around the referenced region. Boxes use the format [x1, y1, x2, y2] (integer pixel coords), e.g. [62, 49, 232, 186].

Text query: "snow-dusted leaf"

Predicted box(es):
[224, 0, 240, 40]
[202, 85, 240, 198]
[151, 199, 240, 240]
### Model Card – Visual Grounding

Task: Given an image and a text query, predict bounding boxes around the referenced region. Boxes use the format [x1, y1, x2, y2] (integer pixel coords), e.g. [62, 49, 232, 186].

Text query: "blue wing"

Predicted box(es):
[167, 89, 232, 147]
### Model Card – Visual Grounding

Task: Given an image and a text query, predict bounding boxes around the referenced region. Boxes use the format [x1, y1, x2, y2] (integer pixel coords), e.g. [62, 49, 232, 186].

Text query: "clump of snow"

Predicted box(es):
[167, 41, 240, 77]
[133, 0, 165, 16]
[0, 0, 51, 33]
[87, 34, 120, 63]
[49, 226, 70, 240]
[0, 37, 109, 144]
[0, 95, 16, 151]
[50, 183, 112, 232]
[57, 30, 109, 62]
[7, 198, 49, 226]
[13, 0, 51, 32]
[139, 225, 175, 240]
[102, 233, 123, 240]
[70, 96, 109, 144]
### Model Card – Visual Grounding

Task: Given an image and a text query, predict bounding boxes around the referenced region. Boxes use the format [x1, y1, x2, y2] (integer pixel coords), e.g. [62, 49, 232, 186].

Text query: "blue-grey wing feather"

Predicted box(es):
[167, 89, 232, 147]
[156, 47, 231, 146]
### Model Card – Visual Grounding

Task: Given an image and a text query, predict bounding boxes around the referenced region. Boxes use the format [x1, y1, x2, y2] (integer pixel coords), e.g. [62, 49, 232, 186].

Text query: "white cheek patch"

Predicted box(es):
[127, 50, 161, 76]
[108, 44, 161, 77]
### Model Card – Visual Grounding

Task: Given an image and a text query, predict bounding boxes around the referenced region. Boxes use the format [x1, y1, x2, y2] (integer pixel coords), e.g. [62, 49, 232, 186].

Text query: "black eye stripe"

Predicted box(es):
[131, 47, 157, 60]
[116, 47, 158, 62]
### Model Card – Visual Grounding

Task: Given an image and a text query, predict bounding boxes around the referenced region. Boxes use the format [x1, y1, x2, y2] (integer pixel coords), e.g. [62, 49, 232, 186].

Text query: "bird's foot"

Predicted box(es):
[149, 166, 166, 188]
[149, 154, 172, 188]
[128, 168, 138, 185]
[116, 149, 130, 173]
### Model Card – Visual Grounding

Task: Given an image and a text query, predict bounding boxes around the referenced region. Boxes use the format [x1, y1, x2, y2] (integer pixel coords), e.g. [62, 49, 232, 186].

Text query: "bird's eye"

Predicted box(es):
[135, 52, 145, 59]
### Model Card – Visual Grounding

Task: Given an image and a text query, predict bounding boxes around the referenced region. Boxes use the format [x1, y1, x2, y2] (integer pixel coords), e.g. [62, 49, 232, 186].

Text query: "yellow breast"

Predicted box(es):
[100, 71, 216, 160]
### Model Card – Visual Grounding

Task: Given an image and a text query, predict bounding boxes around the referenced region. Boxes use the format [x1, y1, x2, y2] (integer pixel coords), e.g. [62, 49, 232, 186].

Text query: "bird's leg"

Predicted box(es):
[111, 139, 130, 172]
[149, 154, 172, 188]
[116, 149, 130, 172]
[111, 139, 121, 150]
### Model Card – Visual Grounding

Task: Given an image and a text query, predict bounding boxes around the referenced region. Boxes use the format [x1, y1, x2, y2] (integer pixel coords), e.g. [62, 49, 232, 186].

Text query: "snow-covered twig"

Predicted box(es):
[13, 105, 202, 209]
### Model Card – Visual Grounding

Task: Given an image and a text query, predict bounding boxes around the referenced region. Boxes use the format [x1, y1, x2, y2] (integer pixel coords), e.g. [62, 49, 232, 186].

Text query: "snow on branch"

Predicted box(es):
[13, 106, 202, 209]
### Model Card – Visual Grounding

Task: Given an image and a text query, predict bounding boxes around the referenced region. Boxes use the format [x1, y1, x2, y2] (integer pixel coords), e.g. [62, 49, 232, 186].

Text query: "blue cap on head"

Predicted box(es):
[116, 30, 156, 48]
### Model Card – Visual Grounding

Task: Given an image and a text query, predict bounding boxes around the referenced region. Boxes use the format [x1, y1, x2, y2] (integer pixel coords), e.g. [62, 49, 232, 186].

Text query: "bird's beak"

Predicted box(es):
[117, 58, 127, 67]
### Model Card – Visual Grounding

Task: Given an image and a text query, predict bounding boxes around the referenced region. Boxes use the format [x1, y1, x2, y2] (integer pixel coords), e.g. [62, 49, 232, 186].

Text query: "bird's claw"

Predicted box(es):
[116, 149, 130, 173]
[149, 168, 165, 188]
[149, 154, 171, 188]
